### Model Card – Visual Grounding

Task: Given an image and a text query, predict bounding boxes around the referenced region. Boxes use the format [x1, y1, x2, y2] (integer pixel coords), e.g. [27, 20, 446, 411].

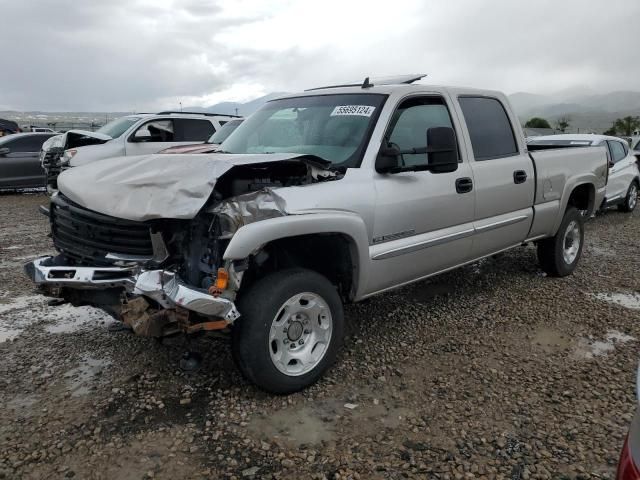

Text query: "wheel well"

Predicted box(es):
[241, 233, 357, 301]
[567, 183, 595, 212]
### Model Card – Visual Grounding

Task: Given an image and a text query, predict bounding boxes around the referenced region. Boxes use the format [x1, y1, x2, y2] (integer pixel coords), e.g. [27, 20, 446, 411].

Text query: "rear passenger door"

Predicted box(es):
[606, 139, 634, 202]
[456, 96, 535, 258]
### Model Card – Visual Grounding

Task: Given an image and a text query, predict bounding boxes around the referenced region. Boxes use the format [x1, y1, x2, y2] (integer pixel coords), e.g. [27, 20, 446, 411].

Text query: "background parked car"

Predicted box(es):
[631, 137, 640, 163]
[29, 127, 58, 133]
[41, 111, 241, 191]
[528, 134, 640, 212]
[0, 133, 57, 189]
[159, 118, 244, 154]
[0, 118, 21, 137]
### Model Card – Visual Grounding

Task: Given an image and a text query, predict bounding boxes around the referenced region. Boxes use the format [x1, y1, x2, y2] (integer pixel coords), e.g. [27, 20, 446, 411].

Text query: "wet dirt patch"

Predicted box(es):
[64, 354, 113, 397]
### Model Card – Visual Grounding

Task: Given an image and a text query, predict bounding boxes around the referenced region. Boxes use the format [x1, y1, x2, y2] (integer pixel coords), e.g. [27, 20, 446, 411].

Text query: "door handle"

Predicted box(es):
[455, 177, 473, 194]
[513, 170, 527, 184]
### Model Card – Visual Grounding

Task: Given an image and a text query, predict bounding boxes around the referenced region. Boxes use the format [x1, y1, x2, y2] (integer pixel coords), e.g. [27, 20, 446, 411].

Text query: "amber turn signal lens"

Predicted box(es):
[215, 268, 229, 290]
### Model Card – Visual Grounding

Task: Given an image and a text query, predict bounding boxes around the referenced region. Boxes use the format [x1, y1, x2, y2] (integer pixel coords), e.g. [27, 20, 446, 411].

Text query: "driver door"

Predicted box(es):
[368, 95, 475, 294]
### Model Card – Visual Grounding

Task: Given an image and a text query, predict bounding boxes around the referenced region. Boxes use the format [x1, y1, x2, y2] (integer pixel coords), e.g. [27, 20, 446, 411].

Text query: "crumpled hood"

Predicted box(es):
[42, 130, 112, 152]
[57, 152, 327, 221]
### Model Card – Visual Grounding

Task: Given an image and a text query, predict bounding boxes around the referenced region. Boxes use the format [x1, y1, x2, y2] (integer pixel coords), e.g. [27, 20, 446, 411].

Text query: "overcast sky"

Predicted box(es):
[1, 0, 639, 111]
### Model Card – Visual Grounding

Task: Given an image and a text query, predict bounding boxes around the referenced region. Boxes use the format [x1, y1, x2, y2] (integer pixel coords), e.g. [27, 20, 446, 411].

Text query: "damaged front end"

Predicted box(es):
[25, 156, 337, 338]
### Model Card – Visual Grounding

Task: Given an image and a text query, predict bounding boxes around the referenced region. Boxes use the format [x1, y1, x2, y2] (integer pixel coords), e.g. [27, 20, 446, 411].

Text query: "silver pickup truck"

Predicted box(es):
[25, 75, 608, 393]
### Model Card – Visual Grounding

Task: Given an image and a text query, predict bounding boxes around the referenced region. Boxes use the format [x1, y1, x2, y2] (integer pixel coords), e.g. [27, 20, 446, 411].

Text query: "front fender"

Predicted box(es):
[222, 212, 371, 299]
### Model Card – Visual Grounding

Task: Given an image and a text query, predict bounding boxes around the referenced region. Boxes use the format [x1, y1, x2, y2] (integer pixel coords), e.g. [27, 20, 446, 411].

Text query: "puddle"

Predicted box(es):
[574, 330, 636, 359]
[249, 406, 336, 446]
[0, 295, 47, 342]
[593, 292, 640, 310]
[44, 304, 111, 334]
[64, 354, 112, 397]
[14, 252, 55, 261]
[0, 294, 45, 314]
[586, 245, 616, 258]
[248, 397, 414, 447]
[532, 328, 571, 353]
[6, 393, 39, 412]
[0, 295, 112, 341]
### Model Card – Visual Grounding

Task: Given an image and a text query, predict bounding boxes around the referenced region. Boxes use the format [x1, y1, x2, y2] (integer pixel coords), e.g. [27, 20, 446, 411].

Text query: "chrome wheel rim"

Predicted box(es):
[562, 220, 581, 265]
[629, 184, 637, 210]
[268, 292, 333, 376]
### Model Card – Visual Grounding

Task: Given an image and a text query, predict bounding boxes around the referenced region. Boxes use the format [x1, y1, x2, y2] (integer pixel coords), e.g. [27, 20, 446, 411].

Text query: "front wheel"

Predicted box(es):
[618, 182, 638, 213]
[537, 206, 584, 277]
[232, 268, 344, 394]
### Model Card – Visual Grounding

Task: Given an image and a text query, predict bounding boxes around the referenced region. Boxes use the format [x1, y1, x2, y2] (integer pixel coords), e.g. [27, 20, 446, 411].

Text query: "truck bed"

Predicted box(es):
[526, 145, 608, 240]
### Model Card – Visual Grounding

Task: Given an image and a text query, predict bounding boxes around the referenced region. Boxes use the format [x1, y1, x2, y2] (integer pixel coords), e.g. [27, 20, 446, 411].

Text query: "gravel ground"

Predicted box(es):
[1, 192, 639, 480]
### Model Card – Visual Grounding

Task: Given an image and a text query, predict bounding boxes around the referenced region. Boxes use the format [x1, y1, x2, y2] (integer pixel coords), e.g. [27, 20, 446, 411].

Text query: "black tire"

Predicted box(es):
[231, 268, 344, 394]
[618, 181, 638, 213]
[537, 206, 584, 277]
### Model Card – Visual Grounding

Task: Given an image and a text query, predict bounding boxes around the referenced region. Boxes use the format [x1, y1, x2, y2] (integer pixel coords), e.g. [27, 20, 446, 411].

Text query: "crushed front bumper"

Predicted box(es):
[24, 257, 240, 322]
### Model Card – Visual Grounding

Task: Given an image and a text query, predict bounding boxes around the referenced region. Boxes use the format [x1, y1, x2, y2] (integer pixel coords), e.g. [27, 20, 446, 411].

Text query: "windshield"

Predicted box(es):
[208, 119, 243, 144]
[220, 93, 387, 167]
[97, 116, 141, 138]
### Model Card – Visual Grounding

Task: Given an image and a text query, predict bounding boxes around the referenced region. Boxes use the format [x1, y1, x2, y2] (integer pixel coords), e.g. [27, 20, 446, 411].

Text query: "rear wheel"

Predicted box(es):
[537, 207, 584, 277]
[232, 268, 344, 394]
[618, 181, 638, 213]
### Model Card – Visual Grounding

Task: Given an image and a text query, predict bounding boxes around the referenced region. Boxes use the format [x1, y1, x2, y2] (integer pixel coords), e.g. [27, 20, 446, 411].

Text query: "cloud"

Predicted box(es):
[0, 0, 638, 111]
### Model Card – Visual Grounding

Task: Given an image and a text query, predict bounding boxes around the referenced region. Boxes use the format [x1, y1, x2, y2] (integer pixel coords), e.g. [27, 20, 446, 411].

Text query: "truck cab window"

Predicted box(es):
[386, 97, 455, 167]
[458, 96, 518, 160]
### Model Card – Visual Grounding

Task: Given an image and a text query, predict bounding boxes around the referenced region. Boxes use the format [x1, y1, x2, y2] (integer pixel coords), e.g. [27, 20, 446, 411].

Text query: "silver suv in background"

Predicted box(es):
[40, 111, 241, 191]
[529, 134, 640, 212]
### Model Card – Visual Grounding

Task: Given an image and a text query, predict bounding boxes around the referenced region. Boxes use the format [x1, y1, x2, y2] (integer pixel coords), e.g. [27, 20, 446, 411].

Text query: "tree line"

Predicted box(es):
[524, 115, 640, 136]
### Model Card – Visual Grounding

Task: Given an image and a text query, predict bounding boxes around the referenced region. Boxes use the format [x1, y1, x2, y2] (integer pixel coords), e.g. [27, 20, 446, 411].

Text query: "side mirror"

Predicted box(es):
[425, 127, 458, 173]
[131, 129, 151, 142]
[375, 144, 401, 173]
[0, 147, 10, 156]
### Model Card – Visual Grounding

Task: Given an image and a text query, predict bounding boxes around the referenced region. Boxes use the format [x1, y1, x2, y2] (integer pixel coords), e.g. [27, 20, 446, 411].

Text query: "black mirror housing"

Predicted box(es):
[375, 126, 459, 174]
[426, 127, 458, 173]
[375, 144, 401, 173]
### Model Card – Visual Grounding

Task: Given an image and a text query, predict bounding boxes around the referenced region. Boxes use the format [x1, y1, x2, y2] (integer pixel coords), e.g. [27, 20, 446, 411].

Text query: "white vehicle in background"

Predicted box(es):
[40, 111, 241, 191]
[528, 134, 640, 213]
[30, 127, 58, 133]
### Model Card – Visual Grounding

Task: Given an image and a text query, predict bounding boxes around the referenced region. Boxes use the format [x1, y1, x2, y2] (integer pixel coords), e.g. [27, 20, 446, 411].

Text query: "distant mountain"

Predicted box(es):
[185, 92, 288, 117]
[509, 90, 640, 133]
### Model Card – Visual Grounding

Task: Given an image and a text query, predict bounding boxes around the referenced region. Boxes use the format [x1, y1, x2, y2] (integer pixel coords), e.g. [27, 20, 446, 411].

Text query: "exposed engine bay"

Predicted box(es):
[32, 155, 340, 338]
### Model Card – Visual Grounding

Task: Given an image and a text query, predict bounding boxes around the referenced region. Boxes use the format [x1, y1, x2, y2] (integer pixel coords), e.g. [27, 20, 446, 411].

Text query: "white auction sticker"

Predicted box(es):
[330, 105, 376, 117]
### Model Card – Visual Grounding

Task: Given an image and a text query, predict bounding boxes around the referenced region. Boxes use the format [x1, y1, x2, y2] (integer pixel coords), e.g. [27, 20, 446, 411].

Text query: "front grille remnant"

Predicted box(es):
[51, 194, 153, 265]
[41, 149, 63, 190]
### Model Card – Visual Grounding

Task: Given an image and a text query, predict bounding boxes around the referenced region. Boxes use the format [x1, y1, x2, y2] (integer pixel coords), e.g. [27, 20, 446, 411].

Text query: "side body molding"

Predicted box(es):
[222, 212, 371, 300]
